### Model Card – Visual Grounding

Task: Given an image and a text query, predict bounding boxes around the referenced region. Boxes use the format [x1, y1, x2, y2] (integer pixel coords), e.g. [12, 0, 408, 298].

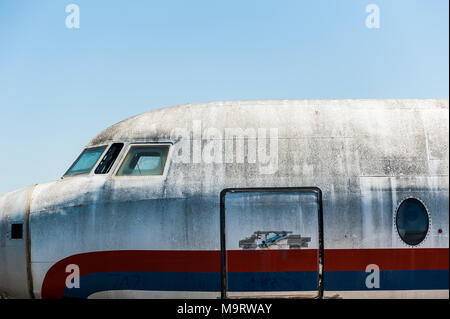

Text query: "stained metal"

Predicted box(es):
[0, 99, 448, 299]
[25, 184, 36, 299]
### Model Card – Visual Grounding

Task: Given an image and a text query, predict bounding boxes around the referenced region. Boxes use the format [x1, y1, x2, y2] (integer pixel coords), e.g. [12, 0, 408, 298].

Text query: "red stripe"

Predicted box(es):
[324, 248, 449, 271]
[41, 250, 220, 298]
[227, 249, 318, 272]
[64, 250, 220, 274]
[41, 248, 449, 299]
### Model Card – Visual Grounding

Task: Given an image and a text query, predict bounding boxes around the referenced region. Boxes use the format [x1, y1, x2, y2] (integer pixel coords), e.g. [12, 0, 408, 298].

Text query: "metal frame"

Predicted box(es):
[25, 184, 36, 299]
[94, 142, 126, 175]
[219, 187, 324, 299]
[112, 142, 173, 178]
[62, 144, 109, 178]
[394, 196, 431, 247]
[7, 220, 24, 240]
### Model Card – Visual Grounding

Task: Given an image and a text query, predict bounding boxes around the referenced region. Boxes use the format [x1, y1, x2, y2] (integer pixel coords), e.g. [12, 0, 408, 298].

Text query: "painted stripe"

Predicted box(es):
[62, 271, 319, 298]
[41, 248, 449, 299]
[42, 250, 220, 298]
[324, 248, 449, 271]
[227, 250, 318, 272]
[63, 250, 221, 273]
[228, 271, 318, 292]
[324, 270, 449, 291]
[63, 271, 221, 298]
[60, 269, 448, 299]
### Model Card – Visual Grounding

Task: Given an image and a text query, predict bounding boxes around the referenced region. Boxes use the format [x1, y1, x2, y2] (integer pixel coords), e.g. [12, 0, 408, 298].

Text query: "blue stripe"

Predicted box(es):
[228, 271, 318, 291]
[63, 272, 221, 298]
[62, 269, 449, 298]
[324, 270, 449, 290]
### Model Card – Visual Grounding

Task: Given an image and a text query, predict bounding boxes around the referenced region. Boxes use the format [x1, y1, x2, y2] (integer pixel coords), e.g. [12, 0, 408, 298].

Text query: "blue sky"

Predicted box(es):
[0, 0, 448, 194]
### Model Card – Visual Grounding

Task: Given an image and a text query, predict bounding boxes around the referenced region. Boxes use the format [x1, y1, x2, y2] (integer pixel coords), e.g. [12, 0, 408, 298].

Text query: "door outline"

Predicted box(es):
[220, 187, 324, 299]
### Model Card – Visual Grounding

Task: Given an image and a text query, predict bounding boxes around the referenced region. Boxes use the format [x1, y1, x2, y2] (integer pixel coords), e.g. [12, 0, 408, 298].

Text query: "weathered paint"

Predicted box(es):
[0, 99, 448, 299]
[25, 184, 36, 299]
[222, 188, 322, 298]
[0, 186, 33, 298]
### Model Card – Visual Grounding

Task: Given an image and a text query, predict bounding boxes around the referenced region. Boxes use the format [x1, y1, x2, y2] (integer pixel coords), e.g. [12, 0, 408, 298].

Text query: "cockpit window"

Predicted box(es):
[116, 145, 170, 176]
[95, 143, 124, 174]
[64, 146, 107, 176]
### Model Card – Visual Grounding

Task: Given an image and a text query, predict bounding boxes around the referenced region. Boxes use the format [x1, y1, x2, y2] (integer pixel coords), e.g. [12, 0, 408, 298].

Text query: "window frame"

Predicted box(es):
[395, 197, 430, 247]
[63, 144, 109, 178]
[94, 142, 125, 175]
[112, 143, 172, 178]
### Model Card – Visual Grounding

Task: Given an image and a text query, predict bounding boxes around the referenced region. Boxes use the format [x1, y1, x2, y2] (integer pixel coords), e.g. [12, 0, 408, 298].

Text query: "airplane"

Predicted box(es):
[0, 99, 448, 299]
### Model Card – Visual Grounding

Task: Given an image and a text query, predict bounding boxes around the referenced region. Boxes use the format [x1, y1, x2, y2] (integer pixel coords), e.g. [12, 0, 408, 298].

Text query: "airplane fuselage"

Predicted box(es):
[0, 99, 448, 298]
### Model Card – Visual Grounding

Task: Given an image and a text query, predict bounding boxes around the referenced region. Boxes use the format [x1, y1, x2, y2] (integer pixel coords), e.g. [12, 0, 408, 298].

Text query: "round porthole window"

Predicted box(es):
[396, 198, 429, 246]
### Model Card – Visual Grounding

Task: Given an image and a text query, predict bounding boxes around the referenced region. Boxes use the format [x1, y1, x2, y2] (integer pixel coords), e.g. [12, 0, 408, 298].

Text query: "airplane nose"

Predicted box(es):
[0, 186, 35, 298]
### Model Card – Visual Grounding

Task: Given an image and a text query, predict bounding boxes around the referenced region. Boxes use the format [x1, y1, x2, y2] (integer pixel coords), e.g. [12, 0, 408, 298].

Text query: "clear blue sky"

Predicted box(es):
[0, 0, 448, 194]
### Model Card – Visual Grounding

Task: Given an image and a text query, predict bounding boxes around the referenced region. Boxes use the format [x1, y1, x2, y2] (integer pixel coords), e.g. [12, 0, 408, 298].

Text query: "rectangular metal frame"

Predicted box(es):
[220, 187, 324, 299]
[62, 144, 109, 178]
[112, 143, 173, 178]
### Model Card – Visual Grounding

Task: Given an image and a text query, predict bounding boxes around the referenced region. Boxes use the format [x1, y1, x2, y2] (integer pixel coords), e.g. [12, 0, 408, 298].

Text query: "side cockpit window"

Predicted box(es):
[95, 143, 124, 174]
[64, 146, 107, 176]
[116, 144, 170, 176]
